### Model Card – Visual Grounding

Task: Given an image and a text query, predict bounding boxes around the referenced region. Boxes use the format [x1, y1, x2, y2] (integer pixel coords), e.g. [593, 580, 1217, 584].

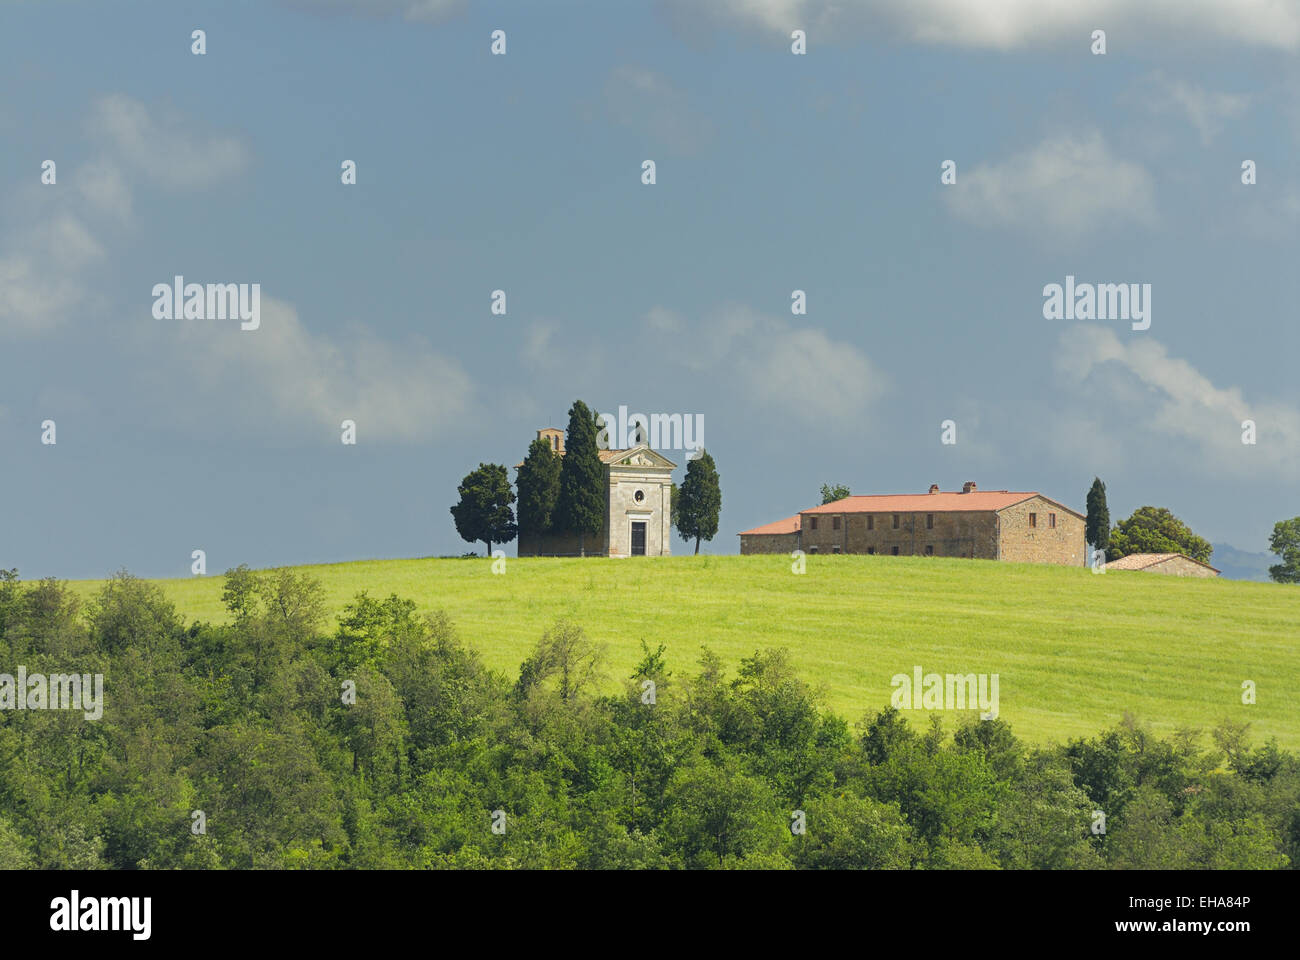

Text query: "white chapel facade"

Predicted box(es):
[517, 427, 676, 558]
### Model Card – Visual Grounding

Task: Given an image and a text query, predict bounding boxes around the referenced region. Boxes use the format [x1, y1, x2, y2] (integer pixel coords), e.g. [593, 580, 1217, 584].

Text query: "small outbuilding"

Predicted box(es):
[1104, 553, 1220, 577]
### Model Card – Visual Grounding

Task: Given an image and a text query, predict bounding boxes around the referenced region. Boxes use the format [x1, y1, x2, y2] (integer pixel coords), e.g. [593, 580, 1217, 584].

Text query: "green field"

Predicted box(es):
[65, 555, 1300, 748]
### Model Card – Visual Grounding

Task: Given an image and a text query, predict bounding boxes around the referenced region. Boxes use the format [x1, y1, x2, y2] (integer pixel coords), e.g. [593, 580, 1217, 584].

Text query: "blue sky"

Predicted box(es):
[2, 0, 1298, 578]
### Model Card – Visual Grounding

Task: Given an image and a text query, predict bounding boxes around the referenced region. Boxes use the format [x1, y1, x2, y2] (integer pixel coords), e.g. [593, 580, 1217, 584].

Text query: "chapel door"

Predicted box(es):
[630, 521, 646, 556]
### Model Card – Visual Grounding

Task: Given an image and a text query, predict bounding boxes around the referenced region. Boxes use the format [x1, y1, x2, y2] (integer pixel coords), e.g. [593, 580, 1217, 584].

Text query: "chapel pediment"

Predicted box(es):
[601, 443, 677, 470]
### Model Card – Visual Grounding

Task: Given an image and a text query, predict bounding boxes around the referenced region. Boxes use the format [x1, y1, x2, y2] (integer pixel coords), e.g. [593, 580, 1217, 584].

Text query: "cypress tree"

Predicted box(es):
[1085, 478, 1110, 556]
[516, 437, 561, 542]
[555, 400, 605, 556]
[676, 450, 721, 555]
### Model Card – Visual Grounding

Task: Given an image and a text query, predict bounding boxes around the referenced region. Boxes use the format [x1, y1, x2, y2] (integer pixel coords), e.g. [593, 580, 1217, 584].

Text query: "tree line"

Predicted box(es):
[1084, 478, 1299, 582]
[1, 567, 1295, 869]
[451, 401, 722, 556]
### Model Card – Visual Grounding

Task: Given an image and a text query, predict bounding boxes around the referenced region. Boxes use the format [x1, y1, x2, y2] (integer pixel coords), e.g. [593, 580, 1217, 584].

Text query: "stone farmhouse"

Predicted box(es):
[517, 428, 676, 558]
[1104, 553, 1220, 577]
[738, 482, 1086, 566]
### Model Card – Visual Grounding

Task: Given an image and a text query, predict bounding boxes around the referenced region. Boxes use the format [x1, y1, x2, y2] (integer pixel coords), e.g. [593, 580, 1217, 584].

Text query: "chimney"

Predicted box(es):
[962, 481, 977, 493]
[928, 484, 940, 494]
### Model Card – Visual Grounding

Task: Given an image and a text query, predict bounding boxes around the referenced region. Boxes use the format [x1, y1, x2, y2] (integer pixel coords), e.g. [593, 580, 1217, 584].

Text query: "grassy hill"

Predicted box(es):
[64, 555, 1300, 748]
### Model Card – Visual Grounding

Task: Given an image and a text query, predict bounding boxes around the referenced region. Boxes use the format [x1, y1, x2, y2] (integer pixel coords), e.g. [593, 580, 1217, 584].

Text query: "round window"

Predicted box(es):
[634, 490, 645, 503]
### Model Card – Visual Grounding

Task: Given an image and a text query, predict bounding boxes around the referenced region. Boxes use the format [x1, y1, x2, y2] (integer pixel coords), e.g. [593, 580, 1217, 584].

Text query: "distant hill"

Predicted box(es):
[1211, 543, 1274, 582]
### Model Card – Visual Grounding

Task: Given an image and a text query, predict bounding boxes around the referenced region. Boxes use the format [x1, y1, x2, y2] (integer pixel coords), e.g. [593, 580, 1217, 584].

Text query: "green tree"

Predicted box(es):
[0, 818, 32, 869]
[554, 401, 605, 556]
[660, 754, 789, 868]
[860, 706, 919, 766]
[221, 564, 262, 620]
[329, 592, 417, 674]
[953, 717, 1023, 782]
[450, 463, 518, 556]
[676, 450, 721, 555]
[332, 667, 406, 785]
[1107, 506, 1211, 563]
[0, 568, 22, 644]
[515, 618, 606, 705]
[820, 483, 850, 505]
[1267, 517, 1300, 583]
[791, 793, 914, 869]
[87, 571, 182, 657]
[991, 755, 1101, 869]
[515, 437, 561, 541]
[1085, 477, 1109, 555]
[726, 649, 840, 802]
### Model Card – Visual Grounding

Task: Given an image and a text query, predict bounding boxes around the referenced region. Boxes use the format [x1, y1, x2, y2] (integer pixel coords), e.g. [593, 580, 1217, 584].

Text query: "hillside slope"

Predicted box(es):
[65, 555, 1300, 748]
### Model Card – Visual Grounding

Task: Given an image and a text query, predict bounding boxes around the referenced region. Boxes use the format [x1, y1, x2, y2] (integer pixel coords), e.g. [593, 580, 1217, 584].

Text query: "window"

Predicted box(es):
[832, 516, 841, 531]
[634, 489, 645, 504]
[891, 546, 900, 556]
[867, 547, 875, 555]
[832, 545, 841, 554]
[926, 513, 934, 529]
[1029, 513, 1037, 528]
[924, 545, 933, 556]
[1049, 512, 1056, 528]
[867, 515, 874, 531]
[810, 517, 818, 530]
[809, 546, 818, 554]
[892, 514, 900, 529]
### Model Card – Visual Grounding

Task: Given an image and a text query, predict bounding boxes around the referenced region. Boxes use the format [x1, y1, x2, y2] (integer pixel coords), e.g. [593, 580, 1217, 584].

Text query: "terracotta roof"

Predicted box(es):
[1105, 553, 1220, 573]
[801, 491, 1042, 514]
[738, 514, 802, 537]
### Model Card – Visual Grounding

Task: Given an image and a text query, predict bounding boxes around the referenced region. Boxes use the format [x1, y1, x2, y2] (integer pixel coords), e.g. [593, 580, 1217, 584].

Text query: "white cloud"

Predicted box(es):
[518, 318, 610, 375]
[605, 66, 713, 155]
[1054, 323, 1300, 480]
[3, 96, 251, 338]
[946, 131, 1157, 239]
[1140, 73, 1250, 145]
[519, 320, 562, 372]
[90, 94, 249, 189]
[166, 296, 474, 443]
[0, 214, 104, 337]
[645, 305, 685, 333]
[515, 303, 885, 431]
[679, 0, 1300, 51]
[75, 159, 132, 220]
[661, 303, 887, 425]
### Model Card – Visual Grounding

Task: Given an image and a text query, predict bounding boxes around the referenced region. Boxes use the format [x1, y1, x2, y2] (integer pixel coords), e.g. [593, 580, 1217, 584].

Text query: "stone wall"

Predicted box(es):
[995, 496, 1085, 566]
[739, 531, 801, 555]
[791, 496, 1084, 565]
[518, 525, 609, 557]
[607, 467, 672, 557]
[798, 509, 999, 558]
